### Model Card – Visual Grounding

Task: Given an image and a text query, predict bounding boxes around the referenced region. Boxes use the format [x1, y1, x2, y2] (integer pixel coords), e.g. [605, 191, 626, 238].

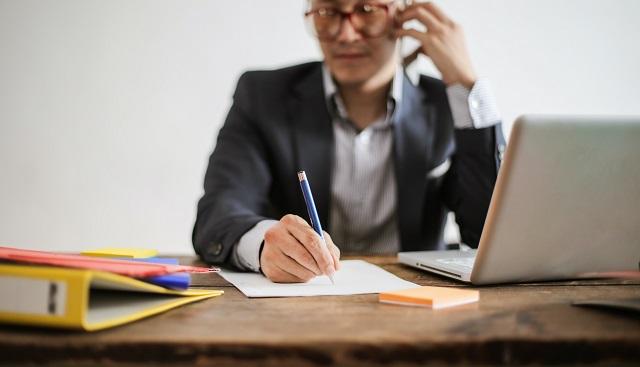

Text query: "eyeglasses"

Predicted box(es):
[304, 2, 394, 41]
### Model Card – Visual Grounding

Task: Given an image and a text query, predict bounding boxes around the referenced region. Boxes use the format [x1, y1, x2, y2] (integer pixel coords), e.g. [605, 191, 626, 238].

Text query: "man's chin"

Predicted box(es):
[330, 69, 375, 87]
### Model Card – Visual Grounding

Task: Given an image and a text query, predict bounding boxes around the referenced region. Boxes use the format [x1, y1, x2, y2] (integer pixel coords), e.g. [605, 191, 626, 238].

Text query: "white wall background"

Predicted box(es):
[1, 0, 639, 254]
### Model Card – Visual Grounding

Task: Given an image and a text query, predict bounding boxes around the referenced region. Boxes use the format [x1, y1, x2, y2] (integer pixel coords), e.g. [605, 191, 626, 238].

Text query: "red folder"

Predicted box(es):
[0, 246, 217, 277]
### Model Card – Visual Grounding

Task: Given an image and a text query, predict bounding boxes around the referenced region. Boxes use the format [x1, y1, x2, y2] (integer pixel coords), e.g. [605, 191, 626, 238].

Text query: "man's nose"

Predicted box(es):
[335, 15, 362, 42]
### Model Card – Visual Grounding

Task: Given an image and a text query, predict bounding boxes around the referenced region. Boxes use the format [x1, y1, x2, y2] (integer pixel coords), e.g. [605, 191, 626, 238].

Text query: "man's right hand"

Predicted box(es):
[260, 214, 341, 283]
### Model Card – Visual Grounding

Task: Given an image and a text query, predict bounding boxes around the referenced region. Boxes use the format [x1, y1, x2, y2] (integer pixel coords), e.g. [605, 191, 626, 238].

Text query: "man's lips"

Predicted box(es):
[333, 53, 368, 59]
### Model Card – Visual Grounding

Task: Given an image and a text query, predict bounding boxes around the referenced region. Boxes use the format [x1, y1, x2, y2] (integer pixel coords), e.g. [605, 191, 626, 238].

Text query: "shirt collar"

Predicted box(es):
[321, 63, 404, 128]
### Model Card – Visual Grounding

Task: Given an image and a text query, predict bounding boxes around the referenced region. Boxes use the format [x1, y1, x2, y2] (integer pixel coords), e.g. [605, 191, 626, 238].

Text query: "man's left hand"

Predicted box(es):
[395, 2, 477, 89]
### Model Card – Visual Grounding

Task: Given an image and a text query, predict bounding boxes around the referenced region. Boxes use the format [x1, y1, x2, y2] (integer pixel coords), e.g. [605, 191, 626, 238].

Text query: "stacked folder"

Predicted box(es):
[0, 246, 223, 331]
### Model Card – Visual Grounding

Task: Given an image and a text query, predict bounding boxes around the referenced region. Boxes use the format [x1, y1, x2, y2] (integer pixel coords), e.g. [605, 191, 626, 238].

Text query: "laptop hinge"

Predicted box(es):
[418, 263, 463, 278]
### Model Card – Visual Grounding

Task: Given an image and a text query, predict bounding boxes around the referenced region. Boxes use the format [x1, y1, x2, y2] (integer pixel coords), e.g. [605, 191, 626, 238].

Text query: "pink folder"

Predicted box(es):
[0, 246, 217, 277]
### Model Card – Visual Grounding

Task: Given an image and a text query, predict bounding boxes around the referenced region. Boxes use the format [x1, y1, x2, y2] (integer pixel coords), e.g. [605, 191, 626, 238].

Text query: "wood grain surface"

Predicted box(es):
[1, 256, 639, 366]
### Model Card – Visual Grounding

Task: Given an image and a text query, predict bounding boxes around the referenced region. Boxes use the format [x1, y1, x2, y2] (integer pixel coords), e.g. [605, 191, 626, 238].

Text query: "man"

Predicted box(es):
[193, 0, 505, 283]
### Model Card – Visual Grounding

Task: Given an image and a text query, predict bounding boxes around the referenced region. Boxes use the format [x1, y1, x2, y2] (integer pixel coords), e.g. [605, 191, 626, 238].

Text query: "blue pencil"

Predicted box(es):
[298, 171, 335, 284]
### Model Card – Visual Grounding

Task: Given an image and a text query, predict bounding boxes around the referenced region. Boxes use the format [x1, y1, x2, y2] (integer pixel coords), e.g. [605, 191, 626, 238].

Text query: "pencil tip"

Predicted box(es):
[328, 274, 335, 285]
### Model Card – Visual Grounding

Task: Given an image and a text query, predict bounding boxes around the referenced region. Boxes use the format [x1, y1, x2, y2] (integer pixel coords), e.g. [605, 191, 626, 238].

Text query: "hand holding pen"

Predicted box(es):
[260, 172, 340, 283]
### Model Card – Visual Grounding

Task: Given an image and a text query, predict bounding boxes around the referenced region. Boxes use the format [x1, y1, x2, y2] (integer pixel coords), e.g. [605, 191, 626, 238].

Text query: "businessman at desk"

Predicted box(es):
[193, 1, 505, 283]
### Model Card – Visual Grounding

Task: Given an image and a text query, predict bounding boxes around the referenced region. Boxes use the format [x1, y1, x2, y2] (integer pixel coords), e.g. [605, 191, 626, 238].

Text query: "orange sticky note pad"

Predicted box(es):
[379, 286, 479, 309]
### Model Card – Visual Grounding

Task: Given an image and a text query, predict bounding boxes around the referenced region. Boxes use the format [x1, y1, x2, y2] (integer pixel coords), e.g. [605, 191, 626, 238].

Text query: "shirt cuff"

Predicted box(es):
[446, 78, 501, 129]
[231, 219, 278, 272]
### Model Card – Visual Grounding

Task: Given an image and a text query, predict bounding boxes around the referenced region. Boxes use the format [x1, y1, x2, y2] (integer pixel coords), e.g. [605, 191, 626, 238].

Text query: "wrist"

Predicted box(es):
[459, 75, 476, 90]
[446, 75, 476, 90]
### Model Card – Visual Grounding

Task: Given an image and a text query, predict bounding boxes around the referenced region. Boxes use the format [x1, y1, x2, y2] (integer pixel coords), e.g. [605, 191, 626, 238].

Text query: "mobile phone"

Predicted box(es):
[398, 0, 416, 68]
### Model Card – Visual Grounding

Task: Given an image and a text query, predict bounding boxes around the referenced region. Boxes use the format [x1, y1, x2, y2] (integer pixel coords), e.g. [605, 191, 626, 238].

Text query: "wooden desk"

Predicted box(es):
[1, 256, 639, 366]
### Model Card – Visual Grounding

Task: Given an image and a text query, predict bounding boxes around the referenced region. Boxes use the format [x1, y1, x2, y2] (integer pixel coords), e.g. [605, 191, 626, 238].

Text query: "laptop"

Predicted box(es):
[399, 115, 640, 285]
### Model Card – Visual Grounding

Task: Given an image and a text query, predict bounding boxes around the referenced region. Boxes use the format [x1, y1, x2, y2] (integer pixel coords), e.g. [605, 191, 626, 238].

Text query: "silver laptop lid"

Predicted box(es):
[471, 115, 640, 284]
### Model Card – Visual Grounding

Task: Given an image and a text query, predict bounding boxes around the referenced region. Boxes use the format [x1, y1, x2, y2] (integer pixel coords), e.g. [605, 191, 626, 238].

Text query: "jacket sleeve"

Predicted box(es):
[443, 124, 506, 248]
[192, 73, 274, 264]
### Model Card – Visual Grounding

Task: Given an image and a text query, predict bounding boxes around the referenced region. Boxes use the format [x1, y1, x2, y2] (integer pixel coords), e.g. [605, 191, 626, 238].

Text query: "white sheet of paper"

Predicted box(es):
[219, 260, 418, 298]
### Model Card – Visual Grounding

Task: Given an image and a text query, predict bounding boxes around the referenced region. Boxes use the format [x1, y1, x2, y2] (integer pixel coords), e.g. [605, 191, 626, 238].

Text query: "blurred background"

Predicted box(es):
[1, 0, 639, 254]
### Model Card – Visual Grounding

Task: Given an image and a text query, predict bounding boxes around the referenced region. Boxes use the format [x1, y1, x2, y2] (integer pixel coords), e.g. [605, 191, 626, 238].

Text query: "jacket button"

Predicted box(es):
[208, 243, 223, 257]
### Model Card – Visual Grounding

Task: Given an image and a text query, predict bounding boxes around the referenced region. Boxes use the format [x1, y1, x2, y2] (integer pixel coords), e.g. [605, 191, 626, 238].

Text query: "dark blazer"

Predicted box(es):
[193, 61, 505, 265]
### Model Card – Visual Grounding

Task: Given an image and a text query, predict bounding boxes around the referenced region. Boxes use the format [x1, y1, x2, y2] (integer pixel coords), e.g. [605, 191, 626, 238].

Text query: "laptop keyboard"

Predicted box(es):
[436, 257, 475, 269]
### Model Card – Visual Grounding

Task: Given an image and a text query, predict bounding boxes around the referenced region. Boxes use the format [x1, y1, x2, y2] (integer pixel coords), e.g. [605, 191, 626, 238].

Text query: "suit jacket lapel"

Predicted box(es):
[287, 64, 334, 228]
[394, 75, 434, 250]
[286, 65, 436, 245]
